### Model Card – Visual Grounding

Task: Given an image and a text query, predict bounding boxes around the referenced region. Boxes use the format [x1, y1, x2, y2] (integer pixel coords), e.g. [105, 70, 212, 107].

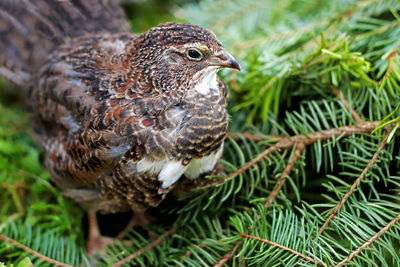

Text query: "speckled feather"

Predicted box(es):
[0, 0, 238, 213]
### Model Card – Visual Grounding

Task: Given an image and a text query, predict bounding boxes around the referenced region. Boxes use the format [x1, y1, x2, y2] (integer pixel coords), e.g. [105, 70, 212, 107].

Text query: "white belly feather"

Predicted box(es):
[136, 145, 223, 189]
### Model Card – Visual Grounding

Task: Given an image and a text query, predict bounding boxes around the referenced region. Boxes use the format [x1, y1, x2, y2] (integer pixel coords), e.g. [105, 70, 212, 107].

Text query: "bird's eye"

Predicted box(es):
[187, 48, 203, 61]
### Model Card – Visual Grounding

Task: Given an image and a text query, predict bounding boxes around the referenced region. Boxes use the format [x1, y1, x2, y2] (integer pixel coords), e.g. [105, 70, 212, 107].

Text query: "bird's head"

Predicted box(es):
[134, 22, 240, 94]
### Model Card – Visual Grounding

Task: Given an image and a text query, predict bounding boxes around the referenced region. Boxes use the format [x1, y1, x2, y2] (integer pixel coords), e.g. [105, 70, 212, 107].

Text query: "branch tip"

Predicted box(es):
[318, 130, 390, 236]
[335, 213, 400, 266]
[240, 233, 323, 266]
[222, 121, 380, 186]
[265, 142, 305, 207]
[111, 225, 177, 267]
[0, 234, 72, 267]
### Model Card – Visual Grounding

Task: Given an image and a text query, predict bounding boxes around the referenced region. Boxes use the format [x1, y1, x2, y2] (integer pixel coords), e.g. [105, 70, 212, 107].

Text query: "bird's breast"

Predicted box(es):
[134, 85, 228, 189]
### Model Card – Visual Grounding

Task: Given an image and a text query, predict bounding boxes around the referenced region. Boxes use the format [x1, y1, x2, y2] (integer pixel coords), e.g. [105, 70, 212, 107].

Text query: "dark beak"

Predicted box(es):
[216, 51, 241, 71]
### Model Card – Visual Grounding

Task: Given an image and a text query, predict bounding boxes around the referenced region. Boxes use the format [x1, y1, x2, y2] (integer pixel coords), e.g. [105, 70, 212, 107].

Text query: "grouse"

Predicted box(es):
[0, 1, 239, 218]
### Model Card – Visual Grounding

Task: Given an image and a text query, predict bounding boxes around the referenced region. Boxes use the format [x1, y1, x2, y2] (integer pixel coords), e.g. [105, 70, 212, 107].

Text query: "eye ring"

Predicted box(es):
[186, 48, 203, 61]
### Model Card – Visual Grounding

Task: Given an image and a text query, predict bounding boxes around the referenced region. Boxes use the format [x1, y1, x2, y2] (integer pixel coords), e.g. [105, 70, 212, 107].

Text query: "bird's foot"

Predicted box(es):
[86, 233, 115, 256]
[86, 210, 153, 255]
[86, 210, 114, 255]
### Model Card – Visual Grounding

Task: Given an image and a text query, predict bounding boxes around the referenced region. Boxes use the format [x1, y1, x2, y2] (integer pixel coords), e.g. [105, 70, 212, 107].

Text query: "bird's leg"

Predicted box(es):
[86, 210, 115, 255]
[86, 210, 154, 255]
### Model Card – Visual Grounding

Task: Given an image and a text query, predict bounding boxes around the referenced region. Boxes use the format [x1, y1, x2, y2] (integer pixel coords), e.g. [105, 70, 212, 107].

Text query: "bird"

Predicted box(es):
[0, 0, 240, 250]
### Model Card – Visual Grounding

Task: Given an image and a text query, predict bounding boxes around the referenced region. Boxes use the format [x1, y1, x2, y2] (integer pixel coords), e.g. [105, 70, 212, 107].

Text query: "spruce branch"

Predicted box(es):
[208, 0, 266, 31]
[379, 50, 397, 84]
[214, 249, 234, 267]
[0, 214, 23, 232]
[230, 0, 377, 50]
[228, 132, 282, 141]
[239, 233, 324, 266]
[317, 129, 391, 236]
[182, 242, 206, 262]
[0, 234, 72, 267]
[111, 225, 177, 267]
[213, 242, 242, 267]
[220, 121, 380, 185]
[335, 213, 400, 266]
[265, 142, 305, 207]
[330, 86, 363, 124]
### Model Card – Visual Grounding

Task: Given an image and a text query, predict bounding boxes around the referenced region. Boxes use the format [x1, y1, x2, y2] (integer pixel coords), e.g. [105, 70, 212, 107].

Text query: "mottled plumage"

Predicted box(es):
[0, 1, 240, 213]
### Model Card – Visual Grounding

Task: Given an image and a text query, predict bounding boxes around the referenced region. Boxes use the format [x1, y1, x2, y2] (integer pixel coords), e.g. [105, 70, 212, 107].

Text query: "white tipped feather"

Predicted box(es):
[136, 144, 223, 189]
[184, 145, 223, 179]
[158, 161, 188, 188]
[137, 157, 166, 175]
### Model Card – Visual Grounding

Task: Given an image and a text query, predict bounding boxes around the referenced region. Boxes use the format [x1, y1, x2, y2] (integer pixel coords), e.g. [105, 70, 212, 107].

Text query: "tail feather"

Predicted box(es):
[0, 0, 130, 85]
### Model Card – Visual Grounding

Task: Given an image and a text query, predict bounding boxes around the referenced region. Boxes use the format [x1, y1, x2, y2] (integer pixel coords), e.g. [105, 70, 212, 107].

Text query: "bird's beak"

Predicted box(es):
[215, 50, 241, 71]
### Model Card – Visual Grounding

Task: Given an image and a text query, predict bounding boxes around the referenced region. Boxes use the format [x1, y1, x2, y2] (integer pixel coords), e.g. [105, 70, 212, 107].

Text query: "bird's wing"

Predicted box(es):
[32, 33, 182, 191]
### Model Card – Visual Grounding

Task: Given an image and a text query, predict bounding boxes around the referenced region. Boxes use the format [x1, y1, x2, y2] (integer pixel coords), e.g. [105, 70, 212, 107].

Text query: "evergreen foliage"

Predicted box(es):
[1, 0, 400, 266]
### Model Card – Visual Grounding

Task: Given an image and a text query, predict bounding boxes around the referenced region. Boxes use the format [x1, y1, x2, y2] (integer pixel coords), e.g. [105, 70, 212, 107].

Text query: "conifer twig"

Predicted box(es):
[111, 225, 177, 267]
[239, 233, 323, 266]
[220, 121, 380, 185]
[228, 132, 282, 141]
[183, 242, 240, 266]
[330, 86, 363, 124]
[214, 249, 234, 267]
[317, 130, 390, 236]
[0, 234, 73, 267]
[379, 50, 398, 84]
[183, 242, 206, 259]
[335, 213, 400, 266]
[265, 142, 305, 207]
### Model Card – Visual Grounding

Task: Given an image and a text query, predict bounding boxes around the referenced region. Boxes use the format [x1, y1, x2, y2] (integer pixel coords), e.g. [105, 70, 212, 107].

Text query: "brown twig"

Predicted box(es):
[214, 249, 234, 267]
[221, 121, 380, 185]
[335, 213, 400, 266]
[183, 241, 240, 266]
[0, 234, 73, 267]
[331, 86, 363, 124]
[181, 242, 206, 263]
[265, 142, 305, 207]
[111, 225, 177, 267]
[379, 51, 397, 85]
[317, 130, 390, 236]
[228, 132, 282, 142]
[239, 233, 323, 266]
